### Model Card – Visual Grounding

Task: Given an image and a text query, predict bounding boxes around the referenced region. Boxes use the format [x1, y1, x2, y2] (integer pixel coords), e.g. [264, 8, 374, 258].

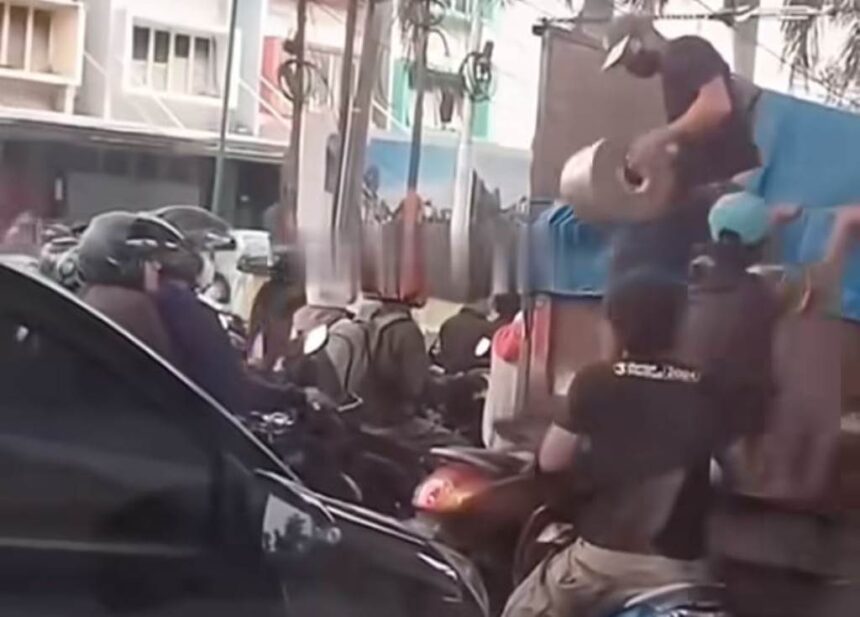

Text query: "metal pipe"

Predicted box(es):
[212, 0, 240, 219]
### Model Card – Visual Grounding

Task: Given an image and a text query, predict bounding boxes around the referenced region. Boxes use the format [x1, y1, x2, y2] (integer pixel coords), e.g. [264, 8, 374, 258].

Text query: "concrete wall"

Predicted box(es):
[79, 0, 112, 117]
[66, 171, 200, 220]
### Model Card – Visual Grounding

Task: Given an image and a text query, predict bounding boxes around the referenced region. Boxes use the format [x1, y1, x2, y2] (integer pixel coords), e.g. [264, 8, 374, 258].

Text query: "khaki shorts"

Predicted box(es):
[502, 539, 708, 617]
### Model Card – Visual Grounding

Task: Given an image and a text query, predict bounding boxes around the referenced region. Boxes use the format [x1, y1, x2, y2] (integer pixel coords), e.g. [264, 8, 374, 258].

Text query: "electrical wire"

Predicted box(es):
[682, 0, 860, 107]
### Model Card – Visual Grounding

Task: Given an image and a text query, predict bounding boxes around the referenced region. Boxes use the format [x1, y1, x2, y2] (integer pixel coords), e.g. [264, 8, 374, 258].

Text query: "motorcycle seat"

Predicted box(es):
[613, 583, 727, 616]
[428, 446, 533, 476]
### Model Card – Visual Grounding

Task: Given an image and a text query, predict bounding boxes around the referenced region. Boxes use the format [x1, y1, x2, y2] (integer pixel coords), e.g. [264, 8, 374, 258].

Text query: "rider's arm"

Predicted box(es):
[539, 424, 584, 472]
[538, 367, 600, 473]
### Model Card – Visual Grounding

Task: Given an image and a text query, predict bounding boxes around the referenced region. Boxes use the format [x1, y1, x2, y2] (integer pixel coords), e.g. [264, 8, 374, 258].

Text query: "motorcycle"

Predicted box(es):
[250, 325, 437, 518]
[427, 336, 492, 445]
[412, 446, 729, 616]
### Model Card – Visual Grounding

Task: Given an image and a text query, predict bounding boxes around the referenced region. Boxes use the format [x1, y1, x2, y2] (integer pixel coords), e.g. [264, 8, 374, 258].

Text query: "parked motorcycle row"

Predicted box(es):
[30, 208, 728, 617]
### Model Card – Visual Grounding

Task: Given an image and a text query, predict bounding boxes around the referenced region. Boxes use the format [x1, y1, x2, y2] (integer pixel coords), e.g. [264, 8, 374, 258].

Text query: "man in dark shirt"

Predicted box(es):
[602, 14, 759, 280]
[602, 13, 759, 190]
[437, 300, 497, 373]
[503, 268, 720, 617]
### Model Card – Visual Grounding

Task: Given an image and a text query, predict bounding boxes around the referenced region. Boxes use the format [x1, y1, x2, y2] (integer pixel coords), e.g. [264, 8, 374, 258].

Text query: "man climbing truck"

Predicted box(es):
[601, 13, 760, 279]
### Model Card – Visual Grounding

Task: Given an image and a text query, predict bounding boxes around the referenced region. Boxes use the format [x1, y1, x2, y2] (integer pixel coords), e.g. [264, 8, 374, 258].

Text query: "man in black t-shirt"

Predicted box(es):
[602, 14, 759, 190]
[601, 15, 760, 280]
[502, 268, 721, 617]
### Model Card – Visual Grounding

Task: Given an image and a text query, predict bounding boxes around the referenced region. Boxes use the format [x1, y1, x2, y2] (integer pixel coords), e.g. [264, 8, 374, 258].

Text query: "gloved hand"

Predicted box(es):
[303, 387, 337, 412]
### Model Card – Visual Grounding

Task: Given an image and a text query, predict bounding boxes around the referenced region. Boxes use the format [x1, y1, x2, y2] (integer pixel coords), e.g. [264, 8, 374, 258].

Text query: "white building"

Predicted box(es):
[0, 0, 85, 114]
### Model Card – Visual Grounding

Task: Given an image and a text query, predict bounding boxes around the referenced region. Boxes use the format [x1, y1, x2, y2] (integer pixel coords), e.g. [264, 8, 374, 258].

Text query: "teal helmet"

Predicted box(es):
[708, 192, 770, 246]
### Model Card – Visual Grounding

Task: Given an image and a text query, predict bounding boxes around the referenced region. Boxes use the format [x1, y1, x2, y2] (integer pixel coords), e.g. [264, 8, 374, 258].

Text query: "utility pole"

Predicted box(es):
[212, 0, 240, 219]
[333, 0, 393, 233]
[280, 0, 308, 243]
[450, 0, 484, 297]
[406, 0, 431, 192]
[330, 0, 360, 231]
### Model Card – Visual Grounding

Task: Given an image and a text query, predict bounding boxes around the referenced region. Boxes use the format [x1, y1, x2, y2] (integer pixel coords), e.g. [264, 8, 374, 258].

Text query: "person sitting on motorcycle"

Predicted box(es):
[354, 297, 434, 433]
[503, 267, 721, 617]
[77, 212, 177, 363]
[80, 211, 306, 416]
[149, 221, 310, 417]
[437, 293, 518, 374]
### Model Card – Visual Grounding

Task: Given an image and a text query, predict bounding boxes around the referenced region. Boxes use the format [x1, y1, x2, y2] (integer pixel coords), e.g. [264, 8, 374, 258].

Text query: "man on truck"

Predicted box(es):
[602, 13, 760, 279]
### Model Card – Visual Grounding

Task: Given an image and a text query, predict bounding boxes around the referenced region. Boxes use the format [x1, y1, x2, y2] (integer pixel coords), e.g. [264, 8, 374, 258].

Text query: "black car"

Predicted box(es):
[0, 259, 488, 617]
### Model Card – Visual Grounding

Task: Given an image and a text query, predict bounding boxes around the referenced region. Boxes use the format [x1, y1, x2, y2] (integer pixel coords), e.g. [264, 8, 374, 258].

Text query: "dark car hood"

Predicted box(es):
[300, 485, 469, 602]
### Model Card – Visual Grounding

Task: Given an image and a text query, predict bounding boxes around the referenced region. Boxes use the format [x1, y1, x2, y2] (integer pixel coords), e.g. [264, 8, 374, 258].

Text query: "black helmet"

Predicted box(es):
[77, 211, 186, 287]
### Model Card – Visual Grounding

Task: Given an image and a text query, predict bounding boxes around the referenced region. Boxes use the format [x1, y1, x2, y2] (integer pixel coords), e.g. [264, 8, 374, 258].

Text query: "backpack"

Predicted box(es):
[324, 303, 412, 396]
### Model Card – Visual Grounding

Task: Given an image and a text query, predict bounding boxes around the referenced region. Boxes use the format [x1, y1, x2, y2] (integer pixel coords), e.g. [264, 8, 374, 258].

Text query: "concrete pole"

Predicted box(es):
[280, 0, 308, 242]
[406, 0, 431, 192]
[450, 0, 484, 299]
[212, 0, 240, 219]
[731, 0, 759, 80]
[335, 0, 393, 233]
[330, 0, 360, 231]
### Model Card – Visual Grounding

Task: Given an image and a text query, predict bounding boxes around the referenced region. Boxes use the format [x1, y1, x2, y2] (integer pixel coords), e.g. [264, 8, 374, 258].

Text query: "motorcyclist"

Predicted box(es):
[354, 297, 443, 441]
[78, 211, 306, 416]
[77, 212, 177, 362]
[436, 293, 519, 374]
[436, 299, 496, 373]
[503, 267, 721, 617]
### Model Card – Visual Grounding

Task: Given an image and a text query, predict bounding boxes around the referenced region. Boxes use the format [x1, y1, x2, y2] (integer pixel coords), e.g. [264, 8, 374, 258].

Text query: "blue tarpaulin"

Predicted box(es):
[531, 90, 860, 320]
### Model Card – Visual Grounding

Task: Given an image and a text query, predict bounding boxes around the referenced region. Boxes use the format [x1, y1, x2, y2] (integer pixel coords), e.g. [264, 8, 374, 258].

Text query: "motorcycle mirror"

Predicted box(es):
[303, 325, 329, 356]
[475, 337, 492, 358]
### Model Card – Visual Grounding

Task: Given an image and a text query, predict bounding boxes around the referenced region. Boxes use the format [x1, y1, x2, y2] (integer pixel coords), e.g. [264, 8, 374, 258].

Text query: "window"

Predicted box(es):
[193, 37, 216, 96]
[7, 5, 27, 69]
[305, 47, 358, 112]
[130, 24, 217, 97]
[0, 314, 214, 547]
[0, 3, 53, 72]
[152, 30, 170, 91]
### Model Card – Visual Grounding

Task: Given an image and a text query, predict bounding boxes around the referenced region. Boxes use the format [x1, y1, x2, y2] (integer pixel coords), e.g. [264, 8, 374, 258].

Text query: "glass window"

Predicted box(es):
[31, 10, 51, 73]
[132, 26, 150, 62]
[131, 26, 150, 87]
[193, 37, 215, 96]
[172, 34, 191, 93]
[0, 313, 215, 548]
[152, 30, 170, 91]
[7, 6, 27, 69]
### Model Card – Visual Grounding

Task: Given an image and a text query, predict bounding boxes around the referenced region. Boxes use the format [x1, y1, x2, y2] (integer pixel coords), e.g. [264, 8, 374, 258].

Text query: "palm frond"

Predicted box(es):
[611, 0, 669, 13]
[839, 20, 860, 89]
[780, 0, 824, 86]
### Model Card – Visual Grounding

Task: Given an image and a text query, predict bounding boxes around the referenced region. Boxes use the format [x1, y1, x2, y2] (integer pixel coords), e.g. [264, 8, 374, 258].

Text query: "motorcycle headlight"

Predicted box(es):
[430, 541, 490, 617]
